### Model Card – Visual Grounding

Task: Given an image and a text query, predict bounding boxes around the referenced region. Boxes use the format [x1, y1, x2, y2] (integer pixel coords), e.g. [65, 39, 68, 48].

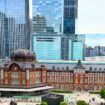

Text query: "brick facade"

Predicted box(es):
[0, 49, 105, 92]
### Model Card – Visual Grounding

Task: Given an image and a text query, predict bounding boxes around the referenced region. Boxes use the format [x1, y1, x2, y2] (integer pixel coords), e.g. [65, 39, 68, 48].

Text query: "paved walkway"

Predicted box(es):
[0, 98, 40, 105]
[54, 92, 105, 105]
[0, 92, 105, 105]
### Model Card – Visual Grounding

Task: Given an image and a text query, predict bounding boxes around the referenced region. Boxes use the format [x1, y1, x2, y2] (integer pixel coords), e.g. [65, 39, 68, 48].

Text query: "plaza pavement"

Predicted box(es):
[0, 92, 105, 105]
[55, 92, 105, 105]
[0, 98, 40, 105]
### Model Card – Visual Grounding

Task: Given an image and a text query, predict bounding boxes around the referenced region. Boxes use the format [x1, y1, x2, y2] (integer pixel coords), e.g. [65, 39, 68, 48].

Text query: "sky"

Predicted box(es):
[77, 0, 105, 34]
[77, 0, 105, 46]
[85, 34, 105, 47]
[32, 0, 105, 46]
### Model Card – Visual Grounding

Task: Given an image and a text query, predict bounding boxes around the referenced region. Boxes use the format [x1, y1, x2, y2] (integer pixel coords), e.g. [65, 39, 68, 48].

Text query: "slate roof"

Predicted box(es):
[10, 49, 36, 61]
[73, 60, 85, 69]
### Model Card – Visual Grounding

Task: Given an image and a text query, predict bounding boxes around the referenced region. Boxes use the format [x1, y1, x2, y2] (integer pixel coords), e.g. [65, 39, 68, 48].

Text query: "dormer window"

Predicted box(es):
[99, 68, 102, 70]
[31, 64, 35, 68]
[89, 67, 92, 71]
[52, 66, 55, 70]
[94, 68, 97, 71]
[66, 66, 69, 70]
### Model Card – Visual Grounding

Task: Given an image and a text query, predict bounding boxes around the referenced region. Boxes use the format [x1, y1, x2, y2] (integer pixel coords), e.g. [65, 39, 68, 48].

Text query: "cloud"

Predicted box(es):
[77, 0, 105, 34]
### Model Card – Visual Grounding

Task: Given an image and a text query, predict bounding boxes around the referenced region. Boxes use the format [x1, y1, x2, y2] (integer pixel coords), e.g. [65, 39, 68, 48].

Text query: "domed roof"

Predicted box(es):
[10, 49, 36, 61]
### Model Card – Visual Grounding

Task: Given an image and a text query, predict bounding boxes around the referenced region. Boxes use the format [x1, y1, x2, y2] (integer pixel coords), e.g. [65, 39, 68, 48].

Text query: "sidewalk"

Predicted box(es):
[0, 98, 40, 105]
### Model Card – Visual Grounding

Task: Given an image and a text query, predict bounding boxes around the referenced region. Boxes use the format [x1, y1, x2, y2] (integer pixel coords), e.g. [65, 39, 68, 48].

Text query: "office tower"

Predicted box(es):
[61, 0, 78, 60]
[0, 12, 5, 58]
[72, 40, 84, 60]
[33, 15, 46, 33]
[33, 0, 78, 34]
[85, 46, 95, 57]
[46, 27, 54, 33]
[61, 34, 85, 60]
[31, 33, 61, 60]
[32, 0, 62, 33]
[31, 33, 85, 61]
[63, 0, 78, 34]
[32, 0, 83, 61]
[85, 46, 105, 57]
[0, 0, 32, 59]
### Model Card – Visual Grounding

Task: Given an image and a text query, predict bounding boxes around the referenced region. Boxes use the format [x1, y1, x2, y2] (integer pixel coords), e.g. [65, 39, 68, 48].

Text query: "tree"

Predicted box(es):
[60, 101, 68, 105]
[100, 88, 105, 99]
[40, 102, 48, 105]
[77, 100, 89, 105]
[10, 101, 17, 105]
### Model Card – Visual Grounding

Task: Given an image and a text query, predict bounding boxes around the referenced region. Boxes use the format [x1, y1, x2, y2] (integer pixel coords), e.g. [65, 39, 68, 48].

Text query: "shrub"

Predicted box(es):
[100, 88, 105, 99]
[52, 90, 72, 93]
[60, 101, 68, 105]
[40, 102, 48, 105]
[77, 100, 89, 105]
[90, 92, 100, 94]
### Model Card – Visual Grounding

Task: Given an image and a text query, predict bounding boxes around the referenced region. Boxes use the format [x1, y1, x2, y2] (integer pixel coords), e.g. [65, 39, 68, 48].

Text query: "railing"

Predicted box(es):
[0, 83, 49, 89]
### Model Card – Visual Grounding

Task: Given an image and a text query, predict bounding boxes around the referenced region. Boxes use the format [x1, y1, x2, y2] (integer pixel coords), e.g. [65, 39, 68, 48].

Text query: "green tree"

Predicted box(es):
[40, 102, 48, 105]
[60, 101, 68, 105]
[100, 88, 105, 99]
[77, 100, 89, 105]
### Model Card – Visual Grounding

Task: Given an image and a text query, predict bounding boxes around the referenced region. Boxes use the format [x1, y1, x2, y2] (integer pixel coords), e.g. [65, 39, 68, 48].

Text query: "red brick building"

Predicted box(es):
[46, 60, 105, 92]
[0, 49, 52, 97]
[0, 49, 105, 97]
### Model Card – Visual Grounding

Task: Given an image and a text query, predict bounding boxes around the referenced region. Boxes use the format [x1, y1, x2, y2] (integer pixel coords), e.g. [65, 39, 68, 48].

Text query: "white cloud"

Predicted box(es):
[77, 0, 105, 34]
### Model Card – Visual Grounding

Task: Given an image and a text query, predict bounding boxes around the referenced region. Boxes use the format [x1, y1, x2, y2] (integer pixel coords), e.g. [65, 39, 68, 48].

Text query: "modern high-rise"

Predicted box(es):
[31, 33, 61, 60]
[63, 0, 78, 34]
[31, 0, 84, 61]
[31, 33, 85, 61]
[61, 0, 78, 60]
[33, 15, 46, 33]
[61, 34, 85, 60]
[85, 46, 105, 57]
[0, 0, 32, 59]
[32, 0, 62, 33]
[32, 0, 78, 34]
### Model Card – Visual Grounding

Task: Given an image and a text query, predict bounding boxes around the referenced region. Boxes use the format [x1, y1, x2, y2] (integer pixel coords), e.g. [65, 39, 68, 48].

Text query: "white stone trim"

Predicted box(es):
[26, 70, 29, 80]
[0, 86, 53, 92]
[1, 69, 4, 79]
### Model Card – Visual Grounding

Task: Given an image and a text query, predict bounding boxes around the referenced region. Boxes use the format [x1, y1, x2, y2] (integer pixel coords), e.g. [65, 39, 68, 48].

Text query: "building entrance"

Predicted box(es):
[76, 87, 81, 92]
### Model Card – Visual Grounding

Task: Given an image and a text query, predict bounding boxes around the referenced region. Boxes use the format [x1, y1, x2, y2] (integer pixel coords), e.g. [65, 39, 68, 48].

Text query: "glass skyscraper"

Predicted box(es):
[31, 34, 85, 61]
[32, 0, 78, 34]
[33, 15, 47, 33]
[31, 33, 61, 60]
[61, 0, 78, 60]
[63, 0, 78, 34]
[32, 0, 62, 33]
[0, 0, 32, 59]
[31, 0, 84, 61]
[62, 34, 85, 60]
[73, 41, 84, 60]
